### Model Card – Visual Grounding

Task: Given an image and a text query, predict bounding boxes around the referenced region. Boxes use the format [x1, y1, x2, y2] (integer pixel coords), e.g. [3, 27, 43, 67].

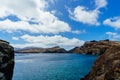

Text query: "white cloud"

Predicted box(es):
[95, 0, 107, 9]
[72, 30, 81, 34]
[0, 19, 71, 34]
[69, 0, 107, 25]
[103, 17, 120, 29]
[72, 30, 86, 34]
[12, 34, 85, 50]
[69, 6, 100, 25]
[12, 37, 19, 40]
[0, 0, 71, 34]
[106, 32, 120, 40]
[0, 0, 47, 19]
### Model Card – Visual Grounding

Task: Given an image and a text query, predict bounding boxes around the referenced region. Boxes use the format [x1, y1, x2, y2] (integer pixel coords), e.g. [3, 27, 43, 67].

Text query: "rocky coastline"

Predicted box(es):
[79, 40, 120, 80]
[69, 40, 118, 55]
[82, 45, 120, 80]
[0, 40, 14, 80]
[14, 40, 120, 80]
[15, 40, 120, 55]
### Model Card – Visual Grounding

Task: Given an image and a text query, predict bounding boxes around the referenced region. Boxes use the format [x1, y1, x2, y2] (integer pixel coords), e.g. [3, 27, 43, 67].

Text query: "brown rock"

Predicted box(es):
[69, 40, 120, 55]
[82, 45, 120, 80]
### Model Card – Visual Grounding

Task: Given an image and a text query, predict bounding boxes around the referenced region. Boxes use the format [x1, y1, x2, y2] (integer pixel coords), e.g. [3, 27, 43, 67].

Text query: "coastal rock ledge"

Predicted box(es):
[0, 40, 14, 80]
[82, 42, 120, 80]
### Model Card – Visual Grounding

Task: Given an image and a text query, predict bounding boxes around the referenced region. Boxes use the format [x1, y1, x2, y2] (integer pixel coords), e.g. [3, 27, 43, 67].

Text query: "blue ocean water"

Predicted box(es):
[13, 53, 97, 80]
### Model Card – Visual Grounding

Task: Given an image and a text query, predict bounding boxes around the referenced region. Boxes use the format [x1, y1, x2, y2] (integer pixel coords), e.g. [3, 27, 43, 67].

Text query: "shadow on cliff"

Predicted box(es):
[0, 40, 14, 80]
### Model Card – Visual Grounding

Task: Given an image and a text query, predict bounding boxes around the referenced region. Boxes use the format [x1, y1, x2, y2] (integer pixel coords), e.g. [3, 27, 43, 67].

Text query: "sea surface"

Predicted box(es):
[13, 53, 97, 80]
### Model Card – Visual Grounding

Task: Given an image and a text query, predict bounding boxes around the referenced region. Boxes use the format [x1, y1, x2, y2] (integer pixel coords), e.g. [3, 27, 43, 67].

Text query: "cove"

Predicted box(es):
[13, 53, 97, 80]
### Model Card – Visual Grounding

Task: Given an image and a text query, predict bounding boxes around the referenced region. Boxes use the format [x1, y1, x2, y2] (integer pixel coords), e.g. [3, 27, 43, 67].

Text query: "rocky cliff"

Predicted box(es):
[15, 46, 67, 53]
[69, 40, 120, 55]
[0, 40, 14, 80]
[82, 45, 120, 80]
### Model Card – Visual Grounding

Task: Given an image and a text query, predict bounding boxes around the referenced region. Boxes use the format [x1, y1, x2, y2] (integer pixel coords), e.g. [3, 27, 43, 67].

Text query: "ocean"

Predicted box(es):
[13, 53, 97, 80]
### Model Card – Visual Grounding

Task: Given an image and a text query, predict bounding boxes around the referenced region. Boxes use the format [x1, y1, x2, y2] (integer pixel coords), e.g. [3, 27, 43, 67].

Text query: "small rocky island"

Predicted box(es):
[0, 40, 14, 80]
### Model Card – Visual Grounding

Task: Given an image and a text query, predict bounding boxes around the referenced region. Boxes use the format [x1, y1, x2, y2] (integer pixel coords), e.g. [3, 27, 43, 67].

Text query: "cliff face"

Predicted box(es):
[69, 40, 120, 55]
[68, 40, 120, 79]
[82, 44, 120, 80]
[0, 40, 14, 80]
[15, 46, 67, 53]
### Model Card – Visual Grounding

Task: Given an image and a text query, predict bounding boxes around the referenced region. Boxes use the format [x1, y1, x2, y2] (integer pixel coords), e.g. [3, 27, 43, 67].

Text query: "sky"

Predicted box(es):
[0, 0, 120, 50]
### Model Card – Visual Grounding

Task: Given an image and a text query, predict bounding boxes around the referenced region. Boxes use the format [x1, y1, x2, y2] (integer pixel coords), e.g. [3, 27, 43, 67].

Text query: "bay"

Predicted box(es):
[13, 53, 97, 80]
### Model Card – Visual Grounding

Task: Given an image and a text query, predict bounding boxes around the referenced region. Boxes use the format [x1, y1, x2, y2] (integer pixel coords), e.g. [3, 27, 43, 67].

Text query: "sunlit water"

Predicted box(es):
[13, 53, 97, 80]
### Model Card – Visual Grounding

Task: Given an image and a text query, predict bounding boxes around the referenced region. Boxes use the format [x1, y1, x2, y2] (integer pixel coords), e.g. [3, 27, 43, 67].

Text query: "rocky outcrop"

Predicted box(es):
[0, 40, 14, 80]
[15, 46, 67, 53]
[73, 40, 120, 79]
[81, 44, 120, 80]
[69, 40, 120, 55]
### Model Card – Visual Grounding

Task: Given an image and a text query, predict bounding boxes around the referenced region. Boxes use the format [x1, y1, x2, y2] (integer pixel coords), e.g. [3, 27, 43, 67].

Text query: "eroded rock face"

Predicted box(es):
[69, 40, 120, 55]
[82, 45, 120, 80]
[0, 40, 14, 80]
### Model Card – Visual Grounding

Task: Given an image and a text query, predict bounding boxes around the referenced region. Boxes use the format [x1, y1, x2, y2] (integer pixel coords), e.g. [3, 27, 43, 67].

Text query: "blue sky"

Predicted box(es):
[0, 0, 120, 49]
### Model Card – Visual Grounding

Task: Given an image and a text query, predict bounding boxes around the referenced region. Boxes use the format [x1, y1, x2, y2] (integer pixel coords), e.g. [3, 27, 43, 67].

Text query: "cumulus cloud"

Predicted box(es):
[69, 0, 107, 25]
[0, 0, 47, 19]
[69, 6, 100, 25]
[103, 17, 120, 29]
[0, 19, 70, 34]
[106, 32, 120, 40]
[0, 0, 71, 34]
[12, 34, 85, 50]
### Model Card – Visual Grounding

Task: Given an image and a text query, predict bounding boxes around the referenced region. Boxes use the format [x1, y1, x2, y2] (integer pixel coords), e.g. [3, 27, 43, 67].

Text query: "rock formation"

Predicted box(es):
[0, 40, 14, 80]
[15, 46, 67, 53]
[82, 45, 120, 80]
[69, 40, 120, 55]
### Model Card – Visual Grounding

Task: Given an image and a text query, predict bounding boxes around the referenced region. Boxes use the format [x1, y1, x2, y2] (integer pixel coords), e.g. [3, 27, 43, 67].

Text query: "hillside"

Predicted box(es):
[69, 40, 120, 55]
[15, 40, 120, 55]
[15, 46, 67, 53]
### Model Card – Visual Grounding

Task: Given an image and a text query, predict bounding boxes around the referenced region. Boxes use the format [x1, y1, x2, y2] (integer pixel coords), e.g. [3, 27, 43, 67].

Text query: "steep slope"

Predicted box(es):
[0, 40, 14, 80]
[82, 45, 120, 80]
